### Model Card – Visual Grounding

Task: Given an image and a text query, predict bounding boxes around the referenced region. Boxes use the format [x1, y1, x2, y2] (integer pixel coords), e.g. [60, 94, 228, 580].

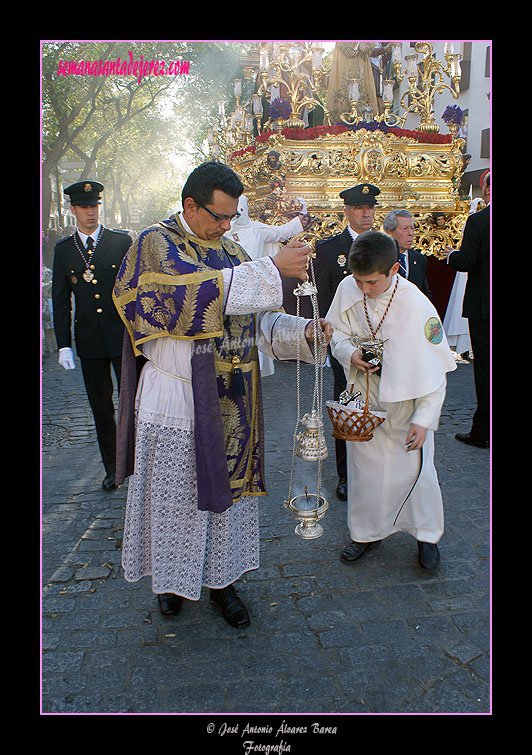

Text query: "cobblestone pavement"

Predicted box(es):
[41, 349, 491, 721]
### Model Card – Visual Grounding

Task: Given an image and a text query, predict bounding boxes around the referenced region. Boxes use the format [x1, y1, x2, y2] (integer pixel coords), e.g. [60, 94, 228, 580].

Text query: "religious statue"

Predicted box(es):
[326, 42, 388, 124]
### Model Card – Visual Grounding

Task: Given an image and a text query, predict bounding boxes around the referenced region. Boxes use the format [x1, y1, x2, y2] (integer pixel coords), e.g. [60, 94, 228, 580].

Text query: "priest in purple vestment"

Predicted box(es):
[113, 161, 332, 628]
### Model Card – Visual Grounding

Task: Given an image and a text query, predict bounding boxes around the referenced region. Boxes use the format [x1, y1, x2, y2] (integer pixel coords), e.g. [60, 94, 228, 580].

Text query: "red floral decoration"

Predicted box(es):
[230, 123, 452, 160]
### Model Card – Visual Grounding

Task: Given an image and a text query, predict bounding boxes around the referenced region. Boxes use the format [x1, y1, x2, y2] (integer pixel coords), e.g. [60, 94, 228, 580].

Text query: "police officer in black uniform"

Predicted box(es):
[314, 183, 380, 500]
[52, 181, 132, 490]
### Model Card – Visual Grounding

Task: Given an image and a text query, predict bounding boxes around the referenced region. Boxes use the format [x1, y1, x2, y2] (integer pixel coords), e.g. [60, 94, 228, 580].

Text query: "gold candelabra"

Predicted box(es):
[339, 42, 462, 133]
[208, 42, 333, 159]
[340, 77, 400, 126]
[391, 41, 462, 133]
[256, 42, 331, 130]
[209, 66, 261, 160]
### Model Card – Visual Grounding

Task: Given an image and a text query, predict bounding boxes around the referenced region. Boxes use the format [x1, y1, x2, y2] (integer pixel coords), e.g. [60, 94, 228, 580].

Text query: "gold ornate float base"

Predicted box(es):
[229, 127, 470, 257]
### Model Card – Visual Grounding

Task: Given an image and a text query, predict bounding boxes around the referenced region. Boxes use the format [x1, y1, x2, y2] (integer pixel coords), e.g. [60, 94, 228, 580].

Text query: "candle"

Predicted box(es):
[382, 80, 394, 103]
[449, 54, 461, 79]
[252, 94, 263, 114]
[391, 43, 402, 64]
[312, 48, 323, 69]
[405, 54, 418, 78]
[259, 50, 269, 71]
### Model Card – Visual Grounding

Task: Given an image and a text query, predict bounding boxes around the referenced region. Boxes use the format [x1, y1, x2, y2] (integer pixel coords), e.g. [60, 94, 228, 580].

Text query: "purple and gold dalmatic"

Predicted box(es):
[113, 215, 266, 514]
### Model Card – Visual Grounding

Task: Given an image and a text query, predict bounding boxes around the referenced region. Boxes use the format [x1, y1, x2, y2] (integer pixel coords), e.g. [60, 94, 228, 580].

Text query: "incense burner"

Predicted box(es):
[283, 492, 329, 539]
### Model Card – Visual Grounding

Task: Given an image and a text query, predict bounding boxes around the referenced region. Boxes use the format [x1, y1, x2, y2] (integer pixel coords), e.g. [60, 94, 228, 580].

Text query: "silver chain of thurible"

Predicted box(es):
[286, 256, 326, 504]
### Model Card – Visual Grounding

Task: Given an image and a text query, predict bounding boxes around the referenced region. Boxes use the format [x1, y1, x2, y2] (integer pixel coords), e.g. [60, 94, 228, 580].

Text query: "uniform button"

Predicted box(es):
[96, 308, 103, 313]
[111, 264, 116, 269]
[94, 293, 101, 299]
[91, 279, 98, 284]
[90, 264, 95, 270]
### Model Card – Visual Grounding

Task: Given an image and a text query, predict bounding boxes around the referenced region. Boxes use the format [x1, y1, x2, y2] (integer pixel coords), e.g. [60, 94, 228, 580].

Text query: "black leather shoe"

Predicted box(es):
[158, 593, 183, 616]
[210, 584, 250, 628]
[418, 541, 440, 571]
[340, 540, 380, 564]
[455, 432, 489, 449]
[336, 478, 347, 501]
[102, 472, 118, 491]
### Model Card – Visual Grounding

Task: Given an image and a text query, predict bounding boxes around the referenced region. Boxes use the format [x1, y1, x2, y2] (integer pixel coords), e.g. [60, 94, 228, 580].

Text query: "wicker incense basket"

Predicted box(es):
[326, 371, 386, 442]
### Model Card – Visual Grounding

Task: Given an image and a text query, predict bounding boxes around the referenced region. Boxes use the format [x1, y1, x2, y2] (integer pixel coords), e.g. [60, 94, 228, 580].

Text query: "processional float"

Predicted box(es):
[209, 41, 469, 538]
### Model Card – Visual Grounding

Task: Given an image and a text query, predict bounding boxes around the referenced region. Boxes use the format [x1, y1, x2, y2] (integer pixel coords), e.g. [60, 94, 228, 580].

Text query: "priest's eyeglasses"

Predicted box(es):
[196, 201, 241, 223]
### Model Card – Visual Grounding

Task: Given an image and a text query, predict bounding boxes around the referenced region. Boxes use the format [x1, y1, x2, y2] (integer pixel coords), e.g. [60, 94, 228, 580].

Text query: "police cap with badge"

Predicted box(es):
[64, 181, 104, 206]
[339, 182, 380, 206]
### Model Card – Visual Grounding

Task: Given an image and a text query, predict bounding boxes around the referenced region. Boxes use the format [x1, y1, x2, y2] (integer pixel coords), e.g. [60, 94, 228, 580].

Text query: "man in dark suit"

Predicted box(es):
[446, 173, 490, 449]
[52, 181, 132, 489]
[314, 183, 380, 500]
[383, 209, 432, 299]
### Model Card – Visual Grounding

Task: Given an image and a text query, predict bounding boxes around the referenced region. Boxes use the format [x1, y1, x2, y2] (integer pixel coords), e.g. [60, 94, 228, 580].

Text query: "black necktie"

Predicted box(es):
[86, 237, 94, 252]
[398, 252, 407, 278]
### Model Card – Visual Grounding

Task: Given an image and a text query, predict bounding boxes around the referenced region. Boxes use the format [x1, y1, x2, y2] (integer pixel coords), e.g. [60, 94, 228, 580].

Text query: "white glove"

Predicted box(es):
[58, 347, 76, 370]
[297, 197, 308, 214]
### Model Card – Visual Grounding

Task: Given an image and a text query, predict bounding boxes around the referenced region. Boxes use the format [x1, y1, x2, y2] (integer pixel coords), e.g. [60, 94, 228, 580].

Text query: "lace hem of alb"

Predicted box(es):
[135, 404, 194, 430]
[122, 415, 259, 600]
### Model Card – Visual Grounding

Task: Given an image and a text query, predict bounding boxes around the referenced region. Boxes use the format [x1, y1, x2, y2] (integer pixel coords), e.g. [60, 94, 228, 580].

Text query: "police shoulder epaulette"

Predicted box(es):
[315, 233, 341, 248]
[55, 234, 73, 246]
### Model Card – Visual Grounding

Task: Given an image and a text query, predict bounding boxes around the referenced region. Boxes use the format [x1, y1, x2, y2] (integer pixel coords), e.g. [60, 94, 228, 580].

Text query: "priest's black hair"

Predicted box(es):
[181, 161, 244, 207]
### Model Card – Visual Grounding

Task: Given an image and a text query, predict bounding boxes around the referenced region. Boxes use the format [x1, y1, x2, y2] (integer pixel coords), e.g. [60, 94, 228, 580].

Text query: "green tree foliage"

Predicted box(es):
[42, 40, 254, 229]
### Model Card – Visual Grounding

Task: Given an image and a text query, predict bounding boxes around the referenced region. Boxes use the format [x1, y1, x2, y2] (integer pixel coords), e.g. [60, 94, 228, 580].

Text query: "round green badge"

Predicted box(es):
[425, 316, 443, 344]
